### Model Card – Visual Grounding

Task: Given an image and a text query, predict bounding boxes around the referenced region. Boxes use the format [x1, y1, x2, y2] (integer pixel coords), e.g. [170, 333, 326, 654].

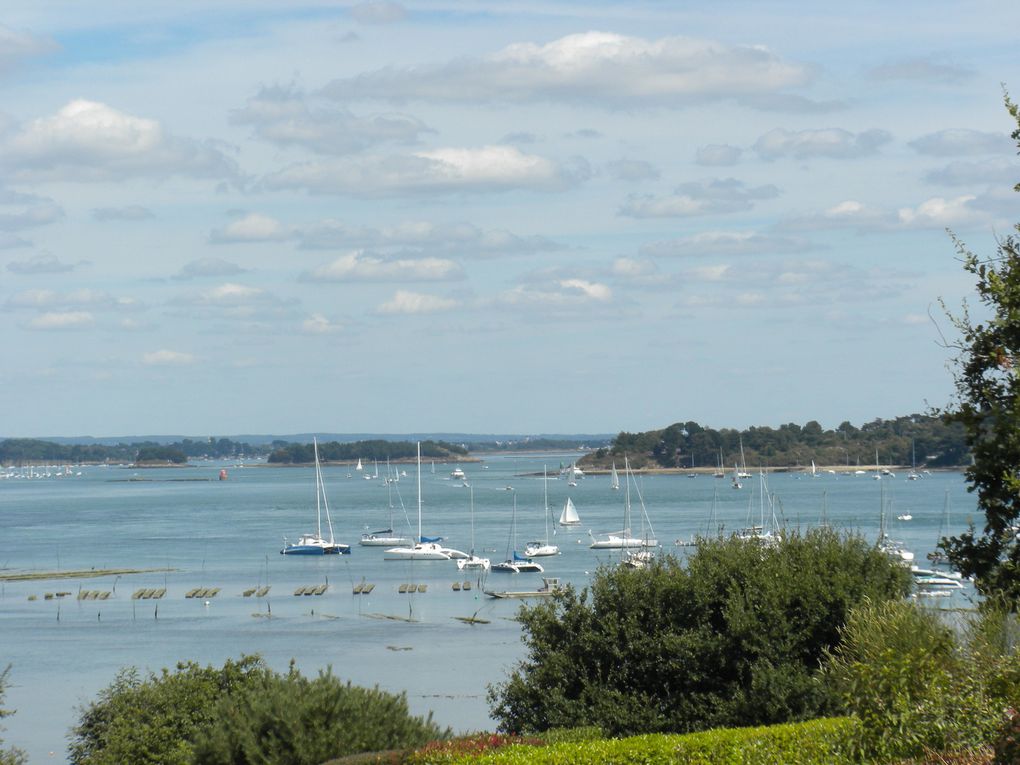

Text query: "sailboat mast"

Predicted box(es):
[314, 437, 322, 538]
[543, 465, 550, 543]
[416, 442, 422, 542]
[624, 455, 632, 534]
[469, 485, 476, 556]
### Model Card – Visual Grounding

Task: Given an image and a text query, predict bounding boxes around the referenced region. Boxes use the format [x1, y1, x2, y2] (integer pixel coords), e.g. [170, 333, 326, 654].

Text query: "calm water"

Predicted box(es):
[0, 455, 978, 763]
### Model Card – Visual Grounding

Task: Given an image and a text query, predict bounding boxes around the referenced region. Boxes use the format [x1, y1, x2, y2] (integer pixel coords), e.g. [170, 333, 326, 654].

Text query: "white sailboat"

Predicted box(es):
[356, 457, 363, 472]
[359, 460, 412, 547]
[610, 462, 620, 491]
[493, 492, 544, 573]
[457, 486, 490, 571]
[737, 471, 779, 545]
[877, 479, 914, 564]
[907, 440, 920, 480]
[737, 437, 751, 479]
[558, 496, 581, 527]
[589, 456, 658, 549]
[384, 443, 464, 561]
[713, 448, 725, 479]
[281, 437, 350, 555]
[525, 466, 560, 557]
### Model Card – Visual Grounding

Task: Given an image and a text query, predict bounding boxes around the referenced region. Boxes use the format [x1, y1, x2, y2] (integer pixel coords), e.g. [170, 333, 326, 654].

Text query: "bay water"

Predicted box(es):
[0, 454, 977, 762]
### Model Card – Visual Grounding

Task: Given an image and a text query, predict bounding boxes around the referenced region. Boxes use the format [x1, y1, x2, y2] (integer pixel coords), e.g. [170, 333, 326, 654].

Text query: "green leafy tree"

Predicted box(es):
[191, 665, 447, 764]
[938, 94, 1020, 603]
[488, 529, 911, 736]
[0, 667, 27, 765]
[69, 656, 269, 765]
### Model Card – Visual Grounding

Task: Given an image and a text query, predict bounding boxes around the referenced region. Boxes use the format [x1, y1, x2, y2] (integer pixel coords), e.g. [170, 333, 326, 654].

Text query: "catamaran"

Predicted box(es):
[384, 443, 466, 561]
[457, 486, 490, 571]
[281, 437, 350, 555]
[359, 459, 412, 547]
[493, 492, 544, 573]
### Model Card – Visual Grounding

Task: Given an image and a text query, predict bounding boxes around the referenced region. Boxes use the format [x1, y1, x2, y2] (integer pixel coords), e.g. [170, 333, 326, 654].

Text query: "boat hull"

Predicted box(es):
[280, 544, 350, 555]
[383, 542, 451, 561]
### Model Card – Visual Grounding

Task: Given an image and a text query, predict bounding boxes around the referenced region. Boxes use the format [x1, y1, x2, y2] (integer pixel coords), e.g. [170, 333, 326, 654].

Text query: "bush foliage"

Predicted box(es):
[824, 600, 1020, 762]
[0, 667, 26, 765]
[191, 665, 447, 765]
[488, 528, 911, 736]
[69, 656, 446, 765]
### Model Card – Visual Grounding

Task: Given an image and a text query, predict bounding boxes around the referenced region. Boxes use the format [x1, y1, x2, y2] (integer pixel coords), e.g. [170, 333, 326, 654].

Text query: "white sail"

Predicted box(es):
[610, 462, 620, 491]
[356, 458, 363, 471]
[558, 497, 581, 526]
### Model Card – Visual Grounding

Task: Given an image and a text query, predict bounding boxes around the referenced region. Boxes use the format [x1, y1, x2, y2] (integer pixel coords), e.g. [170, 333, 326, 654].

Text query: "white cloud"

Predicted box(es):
[7, 253, 79, 274]
[173, 258, 247, 280]
[500, 278, 612, 307]
[924, 158, 1019, 187]
[264, 145, 589, 196]
[27, 311, 94, 330]
[350, 1, 408, 24]
[298, 219, 560, 257]
[321, 31, 816, 110]
[195, 283, 265, 304]
[0, 232, 29, 249]
[302, 313, 344, 333]
[1, 100, 241, 183]
[611, 257, 657, 278]
[605, 159, 659, 181]
[897, 195, 983, 228]
[209, 212, 292, 244]
[868, 56, 974, 84]
[910, 129, 1013, 157]
[6, 288, 138, 311]
[377, 290, 458, 314]
[0, 189, 64, 231]
[781, 199, 898, 232]
[92, 205, 154, 221]
[696, 144, 742, 166]
[0, 24, 57, 74]
[142, 349, 196, 366]
[642, 230, 812, 257]
[620, 178, 779, 218]
[305, 250, 462, 282]
[753, 127, 891, 160]
[231, 83, 429, 155]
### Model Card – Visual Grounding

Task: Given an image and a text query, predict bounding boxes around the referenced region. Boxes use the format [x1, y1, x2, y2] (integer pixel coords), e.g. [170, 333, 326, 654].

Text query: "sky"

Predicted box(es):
[0, 1, 1018, 438]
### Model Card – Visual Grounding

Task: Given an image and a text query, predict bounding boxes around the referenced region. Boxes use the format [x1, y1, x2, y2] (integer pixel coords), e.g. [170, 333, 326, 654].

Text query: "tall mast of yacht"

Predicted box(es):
[416, 441, 422, 543]
[314, 437, 322, 539]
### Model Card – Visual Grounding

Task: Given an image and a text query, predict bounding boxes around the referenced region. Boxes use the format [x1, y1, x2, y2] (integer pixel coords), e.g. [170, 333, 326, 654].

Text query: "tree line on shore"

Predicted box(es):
[582, 413, 967, 471]
[265, 439, 468, 464]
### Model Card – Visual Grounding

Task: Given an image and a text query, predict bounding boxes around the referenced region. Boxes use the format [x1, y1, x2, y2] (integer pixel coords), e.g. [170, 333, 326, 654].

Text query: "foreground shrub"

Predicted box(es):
[995, 707, 1020, 764]
[824, 600, 1020, 761]
[69, 656, 446, 765]
[489, 528, 910, 735]
[0, 666, 27, 765]
[69, 655, 268, 765]
[417, 717, 861, 765]
[192, 665, 448, 765]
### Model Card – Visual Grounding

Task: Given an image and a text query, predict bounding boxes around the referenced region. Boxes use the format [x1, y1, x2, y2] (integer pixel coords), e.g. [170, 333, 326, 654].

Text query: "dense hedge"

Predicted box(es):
[407, 717, 862, 764]
[489, 529, 912, 736]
